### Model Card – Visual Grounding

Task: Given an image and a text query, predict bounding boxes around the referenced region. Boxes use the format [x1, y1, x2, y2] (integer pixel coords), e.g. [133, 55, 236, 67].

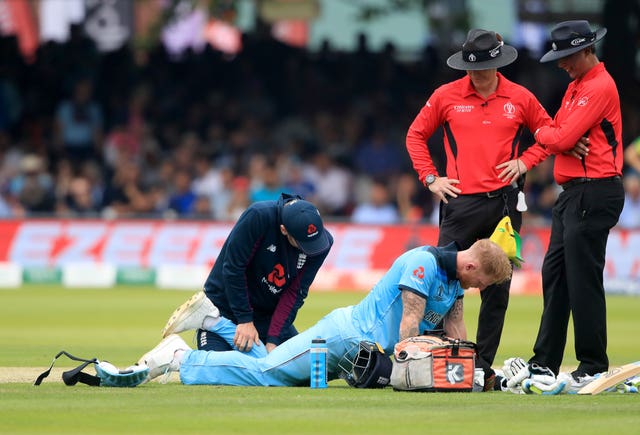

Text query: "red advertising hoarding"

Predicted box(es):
[0, 220, 638, 294]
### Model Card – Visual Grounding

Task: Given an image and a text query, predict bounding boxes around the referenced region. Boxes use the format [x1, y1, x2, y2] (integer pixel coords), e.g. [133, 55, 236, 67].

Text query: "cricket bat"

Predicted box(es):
[577, 361, 640, 395]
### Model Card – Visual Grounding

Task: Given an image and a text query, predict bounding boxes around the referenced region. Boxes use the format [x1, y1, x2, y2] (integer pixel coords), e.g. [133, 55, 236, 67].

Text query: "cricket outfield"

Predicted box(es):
[1, 286, 638, 434]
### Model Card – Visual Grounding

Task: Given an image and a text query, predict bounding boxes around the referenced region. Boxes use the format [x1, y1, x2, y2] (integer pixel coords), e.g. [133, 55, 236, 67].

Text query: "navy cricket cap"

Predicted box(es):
[282, 199, 330, 256]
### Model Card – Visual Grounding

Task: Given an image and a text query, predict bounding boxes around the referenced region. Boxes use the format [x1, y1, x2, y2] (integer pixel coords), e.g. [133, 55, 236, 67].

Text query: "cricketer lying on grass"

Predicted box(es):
[139, 240, 511, 387]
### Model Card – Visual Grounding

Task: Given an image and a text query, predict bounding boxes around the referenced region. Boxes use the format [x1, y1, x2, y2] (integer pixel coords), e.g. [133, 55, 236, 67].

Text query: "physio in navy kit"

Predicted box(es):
[166, 193, 333, 355]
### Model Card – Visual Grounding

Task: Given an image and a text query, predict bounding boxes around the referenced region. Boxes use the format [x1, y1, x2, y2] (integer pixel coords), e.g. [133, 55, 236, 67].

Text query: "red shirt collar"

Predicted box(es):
[461, 72, 511, 99]
[573, 62, 605, 85]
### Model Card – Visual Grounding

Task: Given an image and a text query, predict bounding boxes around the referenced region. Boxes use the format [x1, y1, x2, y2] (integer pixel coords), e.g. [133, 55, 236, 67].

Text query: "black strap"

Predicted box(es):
[34, 351, 100, 387]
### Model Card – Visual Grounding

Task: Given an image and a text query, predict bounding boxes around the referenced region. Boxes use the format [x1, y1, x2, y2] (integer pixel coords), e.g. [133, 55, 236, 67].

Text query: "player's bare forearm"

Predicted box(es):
[399, 290, 426, 340]
[444, 299, 466, 339]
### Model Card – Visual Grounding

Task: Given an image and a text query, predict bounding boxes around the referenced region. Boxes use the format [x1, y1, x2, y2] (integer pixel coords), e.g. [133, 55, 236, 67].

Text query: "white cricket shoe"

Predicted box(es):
[161, 291, 219, 338]
[138, 334, 191, 383]
[563, 371, 596, 394]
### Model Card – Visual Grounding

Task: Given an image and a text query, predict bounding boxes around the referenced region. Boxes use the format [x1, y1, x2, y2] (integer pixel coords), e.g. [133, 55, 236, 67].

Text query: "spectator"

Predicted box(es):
[191, 154, 223, 199]
[54, 78, 103, 168]
[168, 169, 198, 216]
[394, 172, 438, 224]
[282, 159, 317, 203]
[101, 160, 155, 217]
[8, 154, 55, 215]
[618, 174, 640, 228]
[226, 176, 251, 221]
[103, 119, 141, 175]
[304, 150, 353, 216]
[624, 136, 640, 175]
[353, 127, 404, 179]
[62, 175, 101, 216]
[250, 160, 285, 203]
[351, 178, 400, 224]
[210, 166, 237, 221]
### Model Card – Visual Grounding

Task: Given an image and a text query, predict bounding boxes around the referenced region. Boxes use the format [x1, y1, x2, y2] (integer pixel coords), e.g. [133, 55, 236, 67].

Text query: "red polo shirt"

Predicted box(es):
[406, 73, 551, 194]
[535, 62, 623, 184]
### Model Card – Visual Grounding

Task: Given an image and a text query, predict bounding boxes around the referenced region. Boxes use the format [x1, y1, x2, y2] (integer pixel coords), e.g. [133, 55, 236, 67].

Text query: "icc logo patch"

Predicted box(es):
[503, 101, 516, 119]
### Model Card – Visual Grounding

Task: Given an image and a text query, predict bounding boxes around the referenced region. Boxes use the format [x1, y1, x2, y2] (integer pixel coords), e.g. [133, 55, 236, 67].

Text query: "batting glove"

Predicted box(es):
[494, 371, 525, 394]
[503, 357, 531, 388]
[502, 357, 527, 380]
[522, 371, 568, 395]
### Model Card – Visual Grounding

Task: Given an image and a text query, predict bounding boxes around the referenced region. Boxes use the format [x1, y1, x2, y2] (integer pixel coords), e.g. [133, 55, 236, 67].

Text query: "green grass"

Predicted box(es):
[1, 286, 639, 434]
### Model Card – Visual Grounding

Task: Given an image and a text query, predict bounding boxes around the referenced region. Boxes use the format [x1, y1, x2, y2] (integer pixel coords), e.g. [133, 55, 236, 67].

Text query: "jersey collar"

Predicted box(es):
[573, 61, 605, 85]
[462, 72, 511, 100]
[427, 242, 459, 282]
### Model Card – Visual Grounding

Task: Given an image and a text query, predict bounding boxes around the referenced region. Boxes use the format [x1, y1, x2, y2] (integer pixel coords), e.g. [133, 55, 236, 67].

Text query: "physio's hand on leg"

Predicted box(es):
[235, 322, 261, 352]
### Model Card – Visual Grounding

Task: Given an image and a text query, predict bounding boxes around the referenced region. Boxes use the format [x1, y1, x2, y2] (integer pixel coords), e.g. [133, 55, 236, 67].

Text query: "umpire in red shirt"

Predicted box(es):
[526, 21, 624, 385]
[406, 29, 552, 389]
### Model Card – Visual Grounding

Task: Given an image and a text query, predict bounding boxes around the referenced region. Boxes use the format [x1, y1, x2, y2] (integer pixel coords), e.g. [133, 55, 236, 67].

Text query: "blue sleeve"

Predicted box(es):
[397, 251, 438, 299]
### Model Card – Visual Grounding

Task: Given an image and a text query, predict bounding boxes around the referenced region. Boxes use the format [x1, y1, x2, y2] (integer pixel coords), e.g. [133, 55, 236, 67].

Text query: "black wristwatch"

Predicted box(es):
[425, 174, 437, 186]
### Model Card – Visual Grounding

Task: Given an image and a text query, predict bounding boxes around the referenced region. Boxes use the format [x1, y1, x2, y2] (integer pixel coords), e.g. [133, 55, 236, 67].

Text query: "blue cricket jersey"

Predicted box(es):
[351, 243, 464, 354]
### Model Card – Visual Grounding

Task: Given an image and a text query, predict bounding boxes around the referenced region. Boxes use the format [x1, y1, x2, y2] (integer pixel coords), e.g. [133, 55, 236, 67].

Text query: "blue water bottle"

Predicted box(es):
[310, 337, 328, 389]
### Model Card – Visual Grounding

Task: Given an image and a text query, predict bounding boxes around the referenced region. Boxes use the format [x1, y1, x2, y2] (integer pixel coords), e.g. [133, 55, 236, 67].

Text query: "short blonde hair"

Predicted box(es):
[470, 239, 512, 284]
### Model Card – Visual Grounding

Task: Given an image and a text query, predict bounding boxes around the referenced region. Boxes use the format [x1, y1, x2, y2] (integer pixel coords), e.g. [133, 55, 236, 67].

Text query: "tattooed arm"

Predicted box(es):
[443, 298, 466, 339]
[399, 290, 427, 340]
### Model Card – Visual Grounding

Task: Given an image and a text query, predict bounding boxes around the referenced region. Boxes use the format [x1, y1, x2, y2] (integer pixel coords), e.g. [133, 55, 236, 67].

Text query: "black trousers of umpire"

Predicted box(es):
[530, 178, 624, 376]
[437, 187, 520, 379]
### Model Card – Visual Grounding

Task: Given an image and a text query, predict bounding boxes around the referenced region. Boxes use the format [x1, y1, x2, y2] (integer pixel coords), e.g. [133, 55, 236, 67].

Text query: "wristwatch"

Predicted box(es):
[425, 174, 437, 186]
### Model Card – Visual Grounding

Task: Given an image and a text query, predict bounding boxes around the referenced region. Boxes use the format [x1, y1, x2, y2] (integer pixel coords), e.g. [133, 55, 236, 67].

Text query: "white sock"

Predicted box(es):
[202, 315, 221, 331]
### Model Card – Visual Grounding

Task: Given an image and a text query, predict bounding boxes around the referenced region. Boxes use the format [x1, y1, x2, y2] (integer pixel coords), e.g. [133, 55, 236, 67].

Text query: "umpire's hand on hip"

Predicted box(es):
[428, 177, 461, 203]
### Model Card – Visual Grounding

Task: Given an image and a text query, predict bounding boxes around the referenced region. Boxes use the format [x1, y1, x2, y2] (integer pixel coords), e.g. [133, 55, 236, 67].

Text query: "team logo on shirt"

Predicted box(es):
[577, 96, 589, 106]
[297, 253, 307, 269]
[266, 263, 286, 289]
[413, 266, 424, 279]
[503, 101, 516, 119]
[433, 284, 445, 301]
[266, 244, 276, 252]
[411, 266, 424, 285]
[454, 105, 474, 113]
[423, 310, 443, 325]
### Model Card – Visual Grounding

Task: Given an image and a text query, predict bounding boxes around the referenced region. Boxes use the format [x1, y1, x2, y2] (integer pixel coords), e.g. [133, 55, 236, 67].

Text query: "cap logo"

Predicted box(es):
[467, 53, 476, 62]
[552, 42, 557, 51]
[571, 37, 586, 46]
[307, 224, 318, 237]
[489, 46, 500, 57]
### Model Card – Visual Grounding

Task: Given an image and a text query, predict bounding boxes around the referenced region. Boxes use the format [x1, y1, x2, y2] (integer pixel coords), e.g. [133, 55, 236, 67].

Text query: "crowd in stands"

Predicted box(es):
[0, 25, 639, 227]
